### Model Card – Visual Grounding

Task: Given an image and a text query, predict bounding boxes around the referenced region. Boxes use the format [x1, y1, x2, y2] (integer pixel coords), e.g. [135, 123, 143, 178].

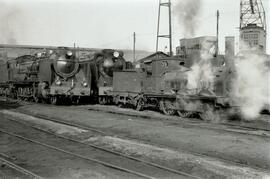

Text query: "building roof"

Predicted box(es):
[136, 51, 170, 64]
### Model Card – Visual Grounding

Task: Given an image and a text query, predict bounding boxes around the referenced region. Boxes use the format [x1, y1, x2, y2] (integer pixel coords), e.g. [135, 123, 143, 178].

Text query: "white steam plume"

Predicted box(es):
[174, 0, 202, 37]
[187, 39, 215, 91]
[231, 53, 270, 119]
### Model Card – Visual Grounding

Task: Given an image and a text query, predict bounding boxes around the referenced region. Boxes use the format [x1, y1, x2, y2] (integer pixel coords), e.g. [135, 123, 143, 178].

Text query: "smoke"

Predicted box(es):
[174, 0, 202, 37]
[187, 39, 215, 91]
[231, 53, 270, 119]
[0, 2, 21, 44]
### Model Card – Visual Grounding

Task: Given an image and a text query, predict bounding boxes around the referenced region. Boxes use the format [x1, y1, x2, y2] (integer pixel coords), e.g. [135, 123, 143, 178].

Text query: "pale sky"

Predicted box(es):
[0, 0, 269, 54]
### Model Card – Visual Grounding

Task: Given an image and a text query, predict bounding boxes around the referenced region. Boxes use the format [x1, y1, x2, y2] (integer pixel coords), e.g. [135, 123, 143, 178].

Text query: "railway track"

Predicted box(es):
[2, 96, 270, 137]
[14, 102, 270, 139]
[0, 156, 44, 179]
[3, 108, 270, 173]
[0, 118, 198, 179]
[87, 105, 270, 138]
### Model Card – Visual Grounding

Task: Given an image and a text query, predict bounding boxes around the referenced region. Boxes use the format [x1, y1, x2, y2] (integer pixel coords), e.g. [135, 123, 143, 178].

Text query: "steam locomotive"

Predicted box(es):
[104, 53, 269, 120]
[0, 47, 127, 104]
[0, 46, 268, 120]
[98, 55, 234, 120]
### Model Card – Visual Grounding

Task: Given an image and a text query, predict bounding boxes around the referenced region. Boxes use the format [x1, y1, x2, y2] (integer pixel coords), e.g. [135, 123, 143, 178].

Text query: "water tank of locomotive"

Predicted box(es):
[163, 66, 190, 94]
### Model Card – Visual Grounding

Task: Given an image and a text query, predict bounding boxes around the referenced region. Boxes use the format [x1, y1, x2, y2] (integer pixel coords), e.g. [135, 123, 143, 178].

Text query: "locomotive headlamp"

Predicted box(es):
[113, 51, 120, 58]
[82, 82, 88, 87]
[66, 51, 73, 56]
[37, 53, 42, 58]
[55, 79, 61, 86]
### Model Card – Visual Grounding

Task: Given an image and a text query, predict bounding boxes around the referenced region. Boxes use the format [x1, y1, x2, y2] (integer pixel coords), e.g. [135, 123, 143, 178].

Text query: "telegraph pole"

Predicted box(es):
[133, 32, 136, 62]
[216, 10, 219, 56]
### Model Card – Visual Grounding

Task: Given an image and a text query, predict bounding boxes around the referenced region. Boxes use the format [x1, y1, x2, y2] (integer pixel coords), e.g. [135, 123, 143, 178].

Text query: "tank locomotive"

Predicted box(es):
[106, 56, 236, 120]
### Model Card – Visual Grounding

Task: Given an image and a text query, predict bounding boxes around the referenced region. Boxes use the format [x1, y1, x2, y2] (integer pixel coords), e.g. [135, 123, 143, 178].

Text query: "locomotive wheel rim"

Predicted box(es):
[50, 96, 58, 105]
[33, 93, 40, 103]
[160, 100, 176, 116]
[33, 96, 40, 103]
[98, 97, 107, 105]
[136, 99, 144, 111]
[74, 98, 80, 105]
[199, 104, 215, 121]
[177, 110, 192, 118]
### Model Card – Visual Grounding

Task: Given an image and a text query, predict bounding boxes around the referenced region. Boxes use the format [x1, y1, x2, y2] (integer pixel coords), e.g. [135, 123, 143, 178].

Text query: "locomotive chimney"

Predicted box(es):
[225, 36, 235, 57]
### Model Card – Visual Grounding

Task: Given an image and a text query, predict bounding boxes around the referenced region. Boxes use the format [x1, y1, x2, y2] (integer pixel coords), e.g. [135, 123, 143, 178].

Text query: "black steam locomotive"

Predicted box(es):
[0, 47, 127, 104]
[100, 55, 235, 120]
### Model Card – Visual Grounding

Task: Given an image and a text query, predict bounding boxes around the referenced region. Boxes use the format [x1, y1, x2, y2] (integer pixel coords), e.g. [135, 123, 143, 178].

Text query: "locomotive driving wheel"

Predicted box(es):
[177, 110, 192, 118]
[199, 104, 216, 121]
[160, 99, 176, 116]
[135, 98, 144, 111]
[50, 96, 59, 105]
[99, 96, 107, 105]
[33, 95, 40, 103]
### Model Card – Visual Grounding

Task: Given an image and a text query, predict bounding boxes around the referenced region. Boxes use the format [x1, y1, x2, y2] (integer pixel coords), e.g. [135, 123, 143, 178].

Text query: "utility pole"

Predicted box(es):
[156, 0, 172, 56]
[216, 10, 219, 56]
[133, 32, 136, 62]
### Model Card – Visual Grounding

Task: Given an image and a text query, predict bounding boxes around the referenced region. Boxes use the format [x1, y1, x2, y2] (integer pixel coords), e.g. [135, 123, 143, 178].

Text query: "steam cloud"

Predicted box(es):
[187, 42, 270, 120]
[187, 39, 215, 91]
[0, 2, 21, 44]
[174, 0, 202, 37]
[231, 53, 270, 119]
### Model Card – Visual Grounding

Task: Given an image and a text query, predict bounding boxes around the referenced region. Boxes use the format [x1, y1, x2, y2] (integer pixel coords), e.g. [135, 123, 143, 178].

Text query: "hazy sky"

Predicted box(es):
[1, 0, 269, 55]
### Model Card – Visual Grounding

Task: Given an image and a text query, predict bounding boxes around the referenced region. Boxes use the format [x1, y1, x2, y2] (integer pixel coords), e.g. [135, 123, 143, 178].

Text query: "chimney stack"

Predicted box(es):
[225, 36, 235, 57]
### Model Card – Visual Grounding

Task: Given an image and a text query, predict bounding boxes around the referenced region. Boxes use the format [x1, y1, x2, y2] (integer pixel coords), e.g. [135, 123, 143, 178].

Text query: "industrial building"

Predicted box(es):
[175, 36, 217, 56]
[240, 24, 266, 53]
[239, 0, 266, 53]
[175, 36, 217, 61]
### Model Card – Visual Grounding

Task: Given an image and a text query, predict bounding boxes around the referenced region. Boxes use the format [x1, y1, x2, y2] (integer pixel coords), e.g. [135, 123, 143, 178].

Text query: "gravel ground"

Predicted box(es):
[0, 99, 270, 178]
[0, 116, 146, 179]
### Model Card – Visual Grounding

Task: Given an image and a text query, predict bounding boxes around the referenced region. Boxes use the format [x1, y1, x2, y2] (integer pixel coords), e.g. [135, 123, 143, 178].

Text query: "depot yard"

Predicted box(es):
[0, 98, 269, 179]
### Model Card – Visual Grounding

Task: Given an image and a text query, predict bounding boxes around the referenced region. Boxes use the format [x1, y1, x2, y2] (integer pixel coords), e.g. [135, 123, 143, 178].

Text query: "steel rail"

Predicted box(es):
[0, 156, 44, 179]
[4, 116, 200, 179]
[0, 128, 166, 179]
[9, 109, 270, 172]
[87, 107, 270, 137]
[2, 96, 270, 134]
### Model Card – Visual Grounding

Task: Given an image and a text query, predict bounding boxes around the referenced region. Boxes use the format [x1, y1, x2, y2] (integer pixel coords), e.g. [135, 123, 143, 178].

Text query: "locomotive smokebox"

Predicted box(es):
[52, 50, 79, 78]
